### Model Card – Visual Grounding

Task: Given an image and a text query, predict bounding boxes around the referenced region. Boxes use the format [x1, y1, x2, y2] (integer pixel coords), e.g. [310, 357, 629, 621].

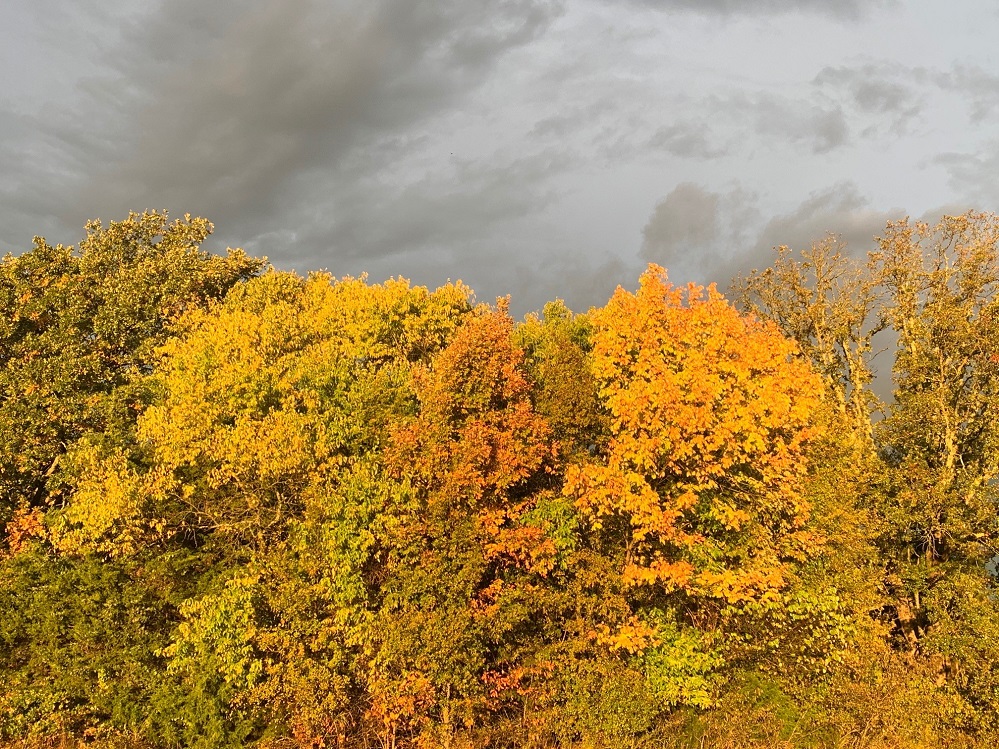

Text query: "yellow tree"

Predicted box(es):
[47, 270, 475, 746]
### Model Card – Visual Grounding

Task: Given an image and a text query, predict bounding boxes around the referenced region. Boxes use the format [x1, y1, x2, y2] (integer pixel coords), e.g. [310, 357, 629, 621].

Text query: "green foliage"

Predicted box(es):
[0, 549, 262, 749]
[516, 300, 608, 461]
[640, 621, 724, 709]
[0, 551, 165, 740]
[0, 211, 263, 527]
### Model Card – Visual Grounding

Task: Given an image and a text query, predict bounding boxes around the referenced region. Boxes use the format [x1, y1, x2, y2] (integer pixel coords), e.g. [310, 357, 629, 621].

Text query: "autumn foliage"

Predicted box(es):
[5, 211, 999, 748]
[569, 266, 822, 603]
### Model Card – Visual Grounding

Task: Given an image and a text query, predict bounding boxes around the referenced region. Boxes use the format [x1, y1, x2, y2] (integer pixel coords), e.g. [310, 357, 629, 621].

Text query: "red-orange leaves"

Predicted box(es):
[3, 505, 46, 557]
[566, 265, 824, 610]
[389, 301, 553, 514]
[480, 501, 559, 576]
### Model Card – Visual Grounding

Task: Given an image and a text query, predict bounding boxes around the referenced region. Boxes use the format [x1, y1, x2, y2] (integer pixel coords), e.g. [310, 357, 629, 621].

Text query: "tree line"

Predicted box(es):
[2, 210, 999, 748]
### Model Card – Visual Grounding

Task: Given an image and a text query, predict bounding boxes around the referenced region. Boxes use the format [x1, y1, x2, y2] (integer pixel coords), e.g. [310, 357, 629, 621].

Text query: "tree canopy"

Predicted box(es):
[4, 210, 999, 748]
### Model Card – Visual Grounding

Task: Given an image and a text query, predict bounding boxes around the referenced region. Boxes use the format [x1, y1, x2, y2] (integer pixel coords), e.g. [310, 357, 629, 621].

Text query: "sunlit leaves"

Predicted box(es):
[55, 271, 473, 553]
[568, 265, 824, 609]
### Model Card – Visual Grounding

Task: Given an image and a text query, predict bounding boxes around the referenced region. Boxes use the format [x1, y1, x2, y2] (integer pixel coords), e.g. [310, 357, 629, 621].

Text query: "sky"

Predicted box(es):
[2, 0, 998, 315]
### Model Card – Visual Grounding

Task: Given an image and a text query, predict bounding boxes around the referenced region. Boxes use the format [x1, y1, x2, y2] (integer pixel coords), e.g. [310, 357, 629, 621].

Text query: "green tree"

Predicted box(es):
[0, 211, 262, 528]
[515, 300, 608, 461]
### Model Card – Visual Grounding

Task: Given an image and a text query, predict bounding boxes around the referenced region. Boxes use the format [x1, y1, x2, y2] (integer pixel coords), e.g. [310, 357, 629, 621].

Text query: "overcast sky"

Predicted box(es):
[2, 0, 997, 314]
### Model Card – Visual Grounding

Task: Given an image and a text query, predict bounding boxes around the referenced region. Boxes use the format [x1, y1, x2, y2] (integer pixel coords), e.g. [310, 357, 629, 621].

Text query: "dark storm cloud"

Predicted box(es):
[0, 108, 87, 249]
[284, 148, 572, 265]
[1, 0, 564, 261]
[92, 0, 560, 227]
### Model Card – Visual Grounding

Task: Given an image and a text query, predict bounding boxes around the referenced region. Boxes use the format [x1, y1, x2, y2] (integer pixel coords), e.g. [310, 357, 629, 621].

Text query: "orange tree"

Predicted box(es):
[566, 265, 845, 702]
[367, 301, 560, 746]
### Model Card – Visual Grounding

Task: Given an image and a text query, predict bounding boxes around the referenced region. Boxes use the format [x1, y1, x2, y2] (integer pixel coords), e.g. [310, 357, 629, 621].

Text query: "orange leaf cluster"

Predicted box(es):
[388, 303, 555, 543]
[567, 265, 825, 609]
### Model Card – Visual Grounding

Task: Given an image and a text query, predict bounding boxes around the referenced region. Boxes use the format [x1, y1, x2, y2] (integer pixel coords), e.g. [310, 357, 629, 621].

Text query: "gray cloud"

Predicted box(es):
[530, 100, 616, 141]
[934, 65, 999, 123]
[510, 251, 630, 315]
[810, 60, 999, 138]
[1, 0, 993, 319]
[815, 65, 915, 113]
[814, 63, 924, 136]
[622, 0, 891, 19]
[642, 183, 721, 257]
[750, 97, 849, 154]
[641, 182, 759, 284]
[639, 182, 902, 291]
[606, 87, 852, 164]
[284, 147, 572, 267]
[934, 145, 999, 208]
[0, 108, 85, 248]
[649, 122, 727, 159]
[705, 93, 849, 154]
[916, 202, 981, 224]
[751, 183, 899, 260]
